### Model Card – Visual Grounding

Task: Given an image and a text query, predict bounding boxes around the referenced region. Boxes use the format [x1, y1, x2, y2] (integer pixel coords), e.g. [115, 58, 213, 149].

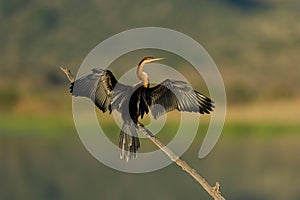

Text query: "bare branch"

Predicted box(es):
[137, 124, 225, 200]
[60, 67, 75, 83]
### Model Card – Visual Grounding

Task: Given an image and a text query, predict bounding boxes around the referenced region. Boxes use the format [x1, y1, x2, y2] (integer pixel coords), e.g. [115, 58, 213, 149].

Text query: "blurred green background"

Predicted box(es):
[1, 0, 300, 199]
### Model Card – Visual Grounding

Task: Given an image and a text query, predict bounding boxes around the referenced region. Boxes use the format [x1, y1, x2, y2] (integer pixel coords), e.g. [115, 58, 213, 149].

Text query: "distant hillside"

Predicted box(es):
[1, 0, 299, 111]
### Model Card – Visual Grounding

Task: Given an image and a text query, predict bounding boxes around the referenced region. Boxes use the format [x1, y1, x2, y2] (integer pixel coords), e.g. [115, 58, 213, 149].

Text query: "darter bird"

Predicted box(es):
[61, 57, 214, 161]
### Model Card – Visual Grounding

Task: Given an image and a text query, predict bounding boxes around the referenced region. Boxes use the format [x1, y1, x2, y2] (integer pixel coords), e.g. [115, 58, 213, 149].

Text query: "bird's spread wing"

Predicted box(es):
[148, 79, 214, 119]
[71, 68, 129, 113]
[110, 83, 132, 112]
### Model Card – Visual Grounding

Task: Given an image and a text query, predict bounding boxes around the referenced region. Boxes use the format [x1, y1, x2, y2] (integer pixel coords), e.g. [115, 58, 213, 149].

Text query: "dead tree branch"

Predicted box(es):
[137, 124, 225, 200]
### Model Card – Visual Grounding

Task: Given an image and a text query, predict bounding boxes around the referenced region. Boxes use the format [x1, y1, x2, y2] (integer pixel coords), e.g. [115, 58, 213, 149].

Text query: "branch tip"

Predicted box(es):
[137, 124, 226, 200]
[60, 66, 75, 83]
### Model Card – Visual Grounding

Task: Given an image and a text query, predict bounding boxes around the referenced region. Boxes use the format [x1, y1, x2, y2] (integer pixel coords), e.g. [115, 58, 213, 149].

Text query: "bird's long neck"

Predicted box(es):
[137, 63, 149, 88]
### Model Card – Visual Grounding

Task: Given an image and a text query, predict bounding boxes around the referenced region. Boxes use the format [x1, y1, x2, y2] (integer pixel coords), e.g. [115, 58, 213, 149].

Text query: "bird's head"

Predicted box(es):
[137, 57, 164, 88]
[138, 57, 164, 67]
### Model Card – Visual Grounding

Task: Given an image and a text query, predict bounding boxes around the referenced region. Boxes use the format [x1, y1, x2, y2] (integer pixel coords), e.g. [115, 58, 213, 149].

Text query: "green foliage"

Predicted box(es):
[33, 7, 59, 31]
[20, 6, 59, 52]
[1, 0, 300, 107]
[0, 114, 74, 136]
[0, 0, 30, 16]
[225, 0, 270, 9]
[228, 82, 255, 104]
[0, 88, 19, 109]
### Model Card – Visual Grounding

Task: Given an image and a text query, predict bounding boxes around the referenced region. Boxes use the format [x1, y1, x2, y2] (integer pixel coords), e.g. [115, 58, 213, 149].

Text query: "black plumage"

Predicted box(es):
[63, 57, 214, 161]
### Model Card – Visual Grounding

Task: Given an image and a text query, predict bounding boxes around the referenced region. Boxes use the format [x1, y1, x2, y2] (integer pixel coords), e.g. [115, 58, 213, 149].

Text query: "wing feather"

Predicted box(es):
[148, 79, 214, 119]
[70, 69, 129, 113]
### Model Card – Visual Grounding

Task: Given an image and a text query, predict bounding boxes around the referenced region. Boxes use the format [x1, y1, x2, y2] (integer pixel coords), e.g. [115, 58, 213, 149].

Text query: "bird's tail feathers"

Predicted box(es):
[119, 121, 140, 162]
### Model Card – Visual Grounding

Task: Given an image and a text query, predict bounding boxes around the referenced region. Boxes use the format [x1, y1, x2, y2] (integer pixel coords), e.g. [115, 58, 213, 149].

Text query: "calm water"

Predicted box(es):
[1, 131, 300, 200]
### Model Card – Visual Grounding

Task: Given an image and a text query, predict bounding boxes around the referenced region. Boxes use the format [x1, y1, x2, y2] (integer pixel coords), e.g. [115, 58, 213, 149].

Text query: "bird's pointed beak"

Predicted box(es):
[153, 57, 164, 62]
